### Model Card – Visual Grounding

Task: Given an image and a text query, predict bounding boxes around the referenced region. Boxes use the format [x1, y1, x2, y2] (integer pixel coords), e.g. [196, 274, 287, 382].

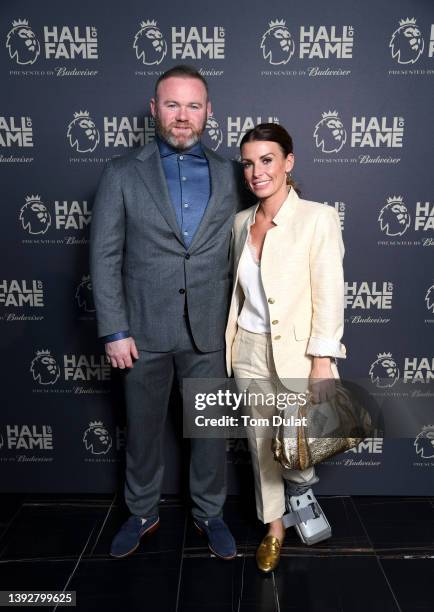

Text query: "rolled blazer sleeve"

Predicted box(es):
[90, 162, 129, 338]
[307, 206, 346, 359]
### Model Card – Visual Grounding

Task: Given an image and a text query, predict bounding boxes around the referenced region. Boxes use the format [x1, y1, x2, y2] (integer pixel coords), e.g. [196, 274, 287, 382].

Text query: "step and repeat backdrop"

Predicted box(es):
[1, 0, 433, 494]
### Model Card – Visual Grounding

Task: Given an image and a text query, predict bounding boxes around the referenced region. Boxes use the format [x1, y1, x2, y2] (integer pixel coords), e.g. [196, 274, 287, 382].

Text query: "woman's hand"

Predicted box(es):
[309, 356, 336, 403]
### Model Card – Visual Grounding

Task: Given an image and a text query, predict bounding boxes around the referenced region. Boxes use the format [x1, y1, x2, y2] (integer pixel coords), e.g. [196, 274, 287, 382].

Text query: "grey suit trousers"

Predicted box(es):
[123, 312, 227, 520]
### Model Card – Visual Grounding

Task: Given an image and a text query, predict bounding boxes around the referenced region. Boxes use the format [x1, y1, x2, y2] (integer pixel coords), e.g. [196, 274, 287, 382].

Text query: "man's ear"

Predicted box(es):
[150, 97, 156, 118]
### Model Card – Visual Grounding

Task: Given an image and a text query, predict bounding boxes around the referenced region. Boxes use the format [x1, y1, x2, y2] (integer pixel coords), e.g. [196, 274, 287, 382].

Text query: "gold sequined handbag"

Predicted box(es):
[272, 382, 373, 471]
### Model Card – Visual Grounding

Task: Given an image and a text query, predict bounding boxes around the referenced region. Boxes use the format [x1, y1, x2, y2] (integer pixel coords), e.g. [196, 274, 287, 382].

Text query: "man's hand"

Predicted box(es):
[308, 356, 336, 403]
[105, 337, 139, 369]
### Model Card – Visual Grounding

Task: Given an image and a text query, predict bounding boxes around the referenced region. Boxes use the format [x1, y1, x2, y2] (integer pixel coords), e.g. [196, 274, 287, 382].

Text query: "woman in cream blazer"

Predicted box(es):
[225, 123, 346, 572]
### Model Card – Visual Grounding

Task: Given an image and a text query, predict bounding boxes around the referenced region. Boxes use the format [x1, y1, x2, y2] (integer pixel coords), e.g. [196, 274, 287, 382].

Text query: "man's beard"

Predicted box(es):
[154, 113, 207, 150]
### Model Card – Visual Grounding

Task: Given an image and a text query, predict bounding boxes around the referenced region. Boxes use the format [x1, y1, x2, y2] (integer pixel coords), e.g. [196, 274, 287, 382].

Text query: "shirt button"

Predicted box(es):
[184, 203, 189, 208]
[274, 335, 281, 340]
[183, 230, 189, 236]
[179, 155, 184, 160]
[179, 288, 185, 294]
[272, 320, 279, 325]
[182, 176, 187, 181]
[268, 298, 275, 304]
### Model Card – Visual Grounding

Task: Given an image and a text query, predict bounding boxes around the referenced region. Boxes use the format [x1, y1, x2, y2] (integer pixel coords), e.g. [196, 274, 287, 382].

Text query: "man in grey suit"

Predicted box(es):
[90, 65, 242, 559]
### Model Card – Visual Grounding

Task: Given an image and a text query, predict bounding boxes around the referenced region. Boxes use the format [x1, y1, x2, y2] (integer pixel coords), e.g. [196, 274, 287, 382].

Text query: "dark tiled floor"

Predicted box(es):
[68, 556, 181, 612]
[379, 559, 434, 612]
[351, 497, 434, 553]
[0, 494, 433, 611]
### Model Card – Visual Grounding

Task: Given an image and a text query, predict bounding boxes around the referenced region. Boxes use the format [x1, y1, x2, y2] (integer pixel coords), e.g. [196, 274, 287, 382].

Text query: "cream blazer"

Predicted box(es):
[225, 188, 346, 385]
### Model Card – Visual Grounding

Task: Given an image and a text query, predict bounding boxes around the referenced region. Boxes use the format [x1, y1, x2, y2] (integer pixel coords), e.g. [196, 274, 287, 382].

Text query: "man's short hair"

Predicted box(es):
[154, 64, 209, 99]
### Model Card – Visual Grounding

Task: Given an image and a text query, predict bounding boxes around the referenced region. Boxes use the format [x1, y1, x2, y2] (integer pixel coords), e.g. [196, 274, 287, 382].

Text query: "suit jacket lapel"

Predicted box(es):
[134, 142, 184, 244]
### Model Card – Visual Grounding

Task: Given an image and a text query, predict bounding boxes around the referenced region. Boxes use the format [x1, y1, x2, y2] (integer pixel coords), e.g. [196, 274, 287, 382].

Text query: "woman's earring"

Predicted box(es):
[286, 172, 292, 185]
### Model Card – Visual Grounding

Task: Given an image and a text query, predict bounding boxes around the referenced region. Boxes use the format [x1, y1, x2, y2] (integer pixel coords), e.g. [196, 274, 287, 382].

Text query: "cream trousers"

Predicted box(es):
[232, 326, 318, 524]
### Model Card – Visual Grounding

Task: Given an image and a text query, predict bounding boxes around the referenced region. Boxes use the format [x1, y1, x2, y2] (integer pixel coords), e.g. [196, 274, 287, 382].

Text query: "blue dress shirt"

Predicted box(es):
[102, 137, 211, 344]
[158, 137, 210, 247]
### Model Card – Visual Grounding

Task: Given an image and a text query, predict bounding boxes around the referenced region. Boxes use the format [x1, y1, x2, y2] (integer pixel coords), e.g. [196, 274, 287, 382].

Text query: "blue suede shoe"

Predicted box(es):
[110, 515, 159, 558]
[194, 518, 237, 560]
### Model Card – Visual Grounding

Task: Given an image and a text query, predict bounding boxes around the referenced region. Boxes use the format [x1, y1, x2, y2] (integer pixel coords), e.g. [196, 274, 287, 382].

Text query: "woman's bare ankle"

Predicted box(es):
[267, 519, 285, 543]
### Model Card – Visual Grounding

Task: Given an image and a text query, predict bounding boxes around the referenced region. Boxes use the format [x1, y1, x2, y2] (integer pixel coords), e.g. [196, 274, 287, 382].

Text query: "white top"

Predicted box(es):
[237, 237, 271, 333]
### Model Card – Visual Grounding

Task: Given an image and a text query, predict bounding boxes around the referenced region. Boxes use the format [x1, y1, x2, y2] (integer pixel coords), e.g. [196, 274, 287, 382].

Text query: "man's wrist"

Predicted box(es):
[102, 330, 130, 343]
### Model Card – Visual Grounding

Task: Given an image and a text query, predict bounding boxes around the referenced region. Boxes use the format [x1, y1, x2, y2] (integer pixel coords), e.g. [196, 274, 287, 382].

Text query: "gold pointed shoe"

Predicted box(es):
[256, 535, 281, 573]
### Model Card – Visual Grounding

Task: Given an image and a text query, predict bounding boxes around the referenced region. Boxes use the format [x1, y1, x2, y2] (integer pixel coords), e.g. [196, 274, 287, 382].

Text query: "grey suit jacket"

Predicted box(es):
[90, 140, 244, 352]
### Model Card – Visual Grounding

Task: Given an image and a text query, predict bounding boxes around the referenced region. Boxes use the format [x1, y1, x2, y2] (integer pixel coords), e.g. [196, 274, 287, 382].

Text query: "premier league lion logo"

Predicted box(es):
[19, 195, 51, 235]
[133, 20, 167, 65]
[67, 111, 100, 154]
[83, 421, 112, 455]
[314, 111, 347, 154]
[378, 196, 411, 237]
[205, 116, 223, 151]
[261, 19, 295, 65]
[425, 285, 434, 314]
[414, 425, 434, 459]
[6, 19, 40, 66]
[390, 18, 424, 65]
[75, 275, 95, 313]
[369, 353, 400, 388]
[30, 350, 61, 385]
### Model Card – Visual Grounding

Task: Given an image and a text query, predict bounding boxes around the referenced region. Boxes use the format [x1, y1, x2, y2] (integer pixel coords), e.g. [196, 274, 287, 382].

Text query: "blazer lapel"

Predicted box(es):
[261, 189, 300, 277]
[134, 143, 183, 244]
[234, 208, 254, 274]
[230, 206, 257, 301]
